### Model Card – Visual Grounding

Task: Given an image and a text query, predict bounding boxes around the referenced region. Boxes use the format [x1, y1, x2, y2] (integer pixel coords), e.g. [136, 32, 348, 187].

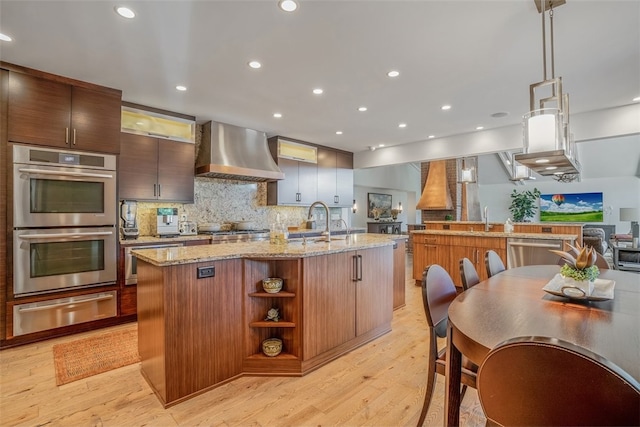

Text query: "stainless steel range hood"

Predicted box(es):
[196, 121, 284, 182]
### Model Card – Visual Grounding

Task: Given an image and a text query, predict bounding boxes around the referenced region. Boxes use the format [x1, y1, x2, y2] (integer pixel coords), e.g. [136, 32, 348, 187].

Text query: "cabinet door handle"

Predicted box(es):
[72, 128, 77, 145]
[357, 254, 363, 281]
[352, 255, 358, 282]
[65, 127, 70, 144]
[154, 184, 157, 197]
[157, 184, 161, 198]
[334, 195, 339, 204]
[296, 192, 301, 202]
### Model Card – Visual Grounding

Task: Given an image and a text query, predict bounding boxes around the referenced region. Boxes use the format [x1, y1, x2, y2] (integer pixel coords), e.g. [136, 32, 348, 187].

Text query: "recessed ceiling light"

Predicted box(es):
[278, 0, 298, 12]
[115, 6, 135, 19]
[398, 123, 407, 128]
[378, 144, 385, 148]
[273, 113, 282, 118]
[336, 131, 343, 135]
[476, 126, 484, 130]
[176, 85, 187, 91]
[535, 159, 550, 164]
[441, 105, 452, 111]
[313, 88, 323, 95]
[248, 61, 262, 69]
[0, 33, 12, 42]
[387, 70, 400, 78]
[633, 96, 640, 102]
[545, 166, 558, 170]
[358, 106, 367, 112]
[428, 135, 435, 139]
[553, 171, 564, 175]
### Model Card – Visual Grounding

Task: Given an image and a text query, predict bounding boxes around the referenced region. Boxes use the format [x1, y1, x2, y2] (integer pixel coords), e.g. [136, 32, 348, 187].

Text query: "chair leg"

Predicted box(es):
[417, 335, 438, 427]
[460, 384, 468, 402]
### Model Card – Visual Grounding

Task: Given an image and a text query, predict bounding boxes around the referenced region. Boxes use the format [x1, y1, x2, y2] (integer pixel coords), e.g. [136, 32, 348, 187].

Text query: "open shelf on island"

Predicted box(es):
[250, 321, 296, 328]
[246, 352, 298, 360]
[248, 291, 296, 298]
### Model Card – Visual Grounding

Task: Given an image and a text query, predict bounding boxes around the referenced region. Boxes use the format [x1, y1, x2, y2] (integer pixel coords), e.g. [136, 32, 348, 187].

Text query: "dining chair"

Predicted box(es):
[484, 250, 505, 278]
[417, 264, 477, 427]
[459, 257, 480, 291]
[477, 336, 640, 426]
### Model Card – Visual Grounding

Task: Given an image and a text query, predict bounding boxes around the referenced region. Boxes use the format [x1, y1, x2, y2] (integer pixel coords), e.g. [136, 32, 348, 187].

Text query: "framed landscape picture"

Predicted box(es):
[539, 192, 604, 222]
[367, 193, 392, 218]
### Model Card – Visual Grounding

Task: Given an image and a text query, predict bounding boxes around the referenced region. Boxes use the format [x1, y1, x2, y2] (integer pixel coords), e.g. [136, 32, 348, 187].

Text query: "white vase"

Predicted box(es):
[560, 275, 594, 297]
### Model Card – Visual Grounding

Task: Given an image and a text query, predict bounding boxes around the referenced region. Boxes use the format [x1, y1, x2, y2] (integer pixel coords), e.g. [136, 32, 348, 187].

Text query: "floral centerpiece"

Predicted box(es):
[550, 242, 600, 295]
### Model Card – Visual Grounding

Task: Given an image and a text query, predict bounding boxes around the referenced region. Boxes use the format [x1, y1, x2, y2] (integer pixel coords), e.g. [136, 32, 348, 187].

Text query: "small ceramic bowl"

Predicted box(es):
[262, 338, 283, 357]
[262, 277, 283, 293]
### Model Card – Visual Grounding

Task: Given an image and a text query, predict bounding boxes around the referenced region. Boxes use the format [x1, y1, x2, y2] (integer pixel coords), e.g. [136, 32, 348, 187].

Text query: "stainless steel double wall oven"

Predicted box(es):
[11, 144, 118, 336]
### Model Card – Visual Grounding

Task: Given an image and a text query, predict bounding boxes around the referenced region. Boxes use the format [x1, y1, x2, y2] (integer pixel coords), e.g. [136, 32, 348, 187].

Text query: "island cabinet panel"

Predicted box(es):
[412, 234, 449, 284]
[243, 258, 302, 374]
[392, 238, 406, 310]
[412, 233, 506, 286]
[8, 71, 121, 153]
[356, 246, 394, 336]
[302, 252, 356, 359]
[302, 246, 393, 364]
[137, 259, 242, 408]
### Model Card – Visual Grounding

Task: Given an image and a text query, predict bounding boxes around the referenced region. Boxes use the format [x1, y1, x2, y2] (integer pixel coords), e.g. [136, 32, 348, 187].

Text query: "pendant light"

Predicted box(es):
[457, 157, 477, 183]
[514, 0, 580, 178]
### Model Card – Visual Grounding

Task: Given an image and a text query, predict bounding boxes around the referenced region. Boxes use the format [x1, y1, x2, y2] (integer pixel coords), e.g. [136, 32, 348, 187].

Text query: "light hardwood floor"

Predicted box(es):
[0, 254, 486, 426]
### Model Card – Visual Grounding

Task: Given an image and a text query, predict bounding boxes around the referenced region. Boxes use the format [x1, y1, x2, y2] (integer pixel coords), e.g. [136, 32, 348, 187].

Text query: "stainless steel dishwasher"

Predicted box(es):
[507, 238, 569, 268]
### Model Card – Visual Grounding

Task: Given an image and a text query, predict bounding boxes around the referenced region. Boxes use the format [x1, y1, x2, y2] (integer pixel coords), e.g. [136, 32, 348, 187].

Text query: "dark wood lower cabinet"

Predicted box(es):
[136, 247, 395, 407]
[137, 259, 243, 407]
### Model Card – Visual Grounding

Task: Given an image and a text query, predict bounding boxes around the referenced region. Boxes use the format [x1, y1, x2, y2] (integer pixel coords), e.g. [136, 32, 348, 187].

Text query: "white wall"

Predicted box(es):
[478, 176, 640, 232]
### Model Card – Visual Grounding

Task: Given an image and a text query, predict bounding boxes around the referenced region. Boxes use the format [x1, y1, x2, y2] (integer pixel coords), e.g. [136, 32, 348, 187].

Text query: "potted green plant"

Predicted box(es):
[550, 242, 600, 296]
[508, 188, 541, 222]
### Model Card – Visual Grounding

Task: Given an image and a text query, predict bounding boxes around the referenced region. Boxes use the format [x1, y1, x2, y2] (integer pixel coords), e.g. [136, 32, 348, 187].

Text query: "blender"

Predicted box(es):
[120, 200, 140, 239]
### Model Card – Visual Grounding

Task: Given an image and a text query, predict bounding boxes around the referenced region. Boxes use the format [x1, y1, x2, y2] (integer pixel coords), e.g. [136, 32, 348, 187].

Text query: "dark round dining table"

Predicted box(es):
[443, 265, 640, 426]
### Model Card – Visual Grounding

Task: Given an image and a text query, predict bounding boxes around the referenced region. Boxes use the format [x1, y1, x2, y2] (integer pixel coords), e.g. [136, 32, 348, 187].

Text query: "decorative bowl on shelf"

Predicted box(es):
[262, 338, 283, 357]
[262, 277, 283, 293]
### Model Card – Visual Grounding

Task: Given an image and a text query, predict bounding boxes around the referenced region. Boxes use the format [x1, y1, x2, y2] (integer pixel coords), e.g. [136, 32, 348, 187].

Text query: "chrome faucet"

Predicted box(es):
[484, 206, 490, 232]
[308, 201, 331, 241]
[337, 218, 350, 237]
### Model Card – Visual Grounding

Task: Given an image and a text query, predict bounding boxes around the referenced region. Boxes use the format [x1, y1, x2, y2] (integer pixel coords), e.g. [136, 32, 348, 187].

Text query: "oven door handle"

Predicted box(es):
[16, 294, 115, 313]
[19, 231, 114, 240]
[18, 168, 114, 179]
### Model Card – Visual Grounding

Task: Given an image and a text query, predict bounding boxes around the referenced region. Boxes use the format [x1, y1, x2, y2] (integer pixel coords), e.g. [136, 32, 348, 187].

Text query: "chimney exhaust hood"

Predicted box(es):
[416, 160, 453, 210]
[196, 121, 284, 182]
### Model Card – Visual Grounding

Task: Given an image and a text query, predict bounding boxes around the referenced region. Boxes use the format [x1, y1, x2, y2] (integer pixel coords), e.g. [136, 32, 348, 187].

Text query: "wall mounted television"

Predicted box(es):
[539, 192, 604, 222]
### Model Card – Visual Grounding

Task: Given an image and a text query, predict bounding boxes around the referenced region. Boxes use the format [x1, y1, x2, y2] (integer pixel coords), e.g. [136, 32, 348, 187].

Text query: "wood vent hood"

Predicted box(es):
[416, 160, 453, 210]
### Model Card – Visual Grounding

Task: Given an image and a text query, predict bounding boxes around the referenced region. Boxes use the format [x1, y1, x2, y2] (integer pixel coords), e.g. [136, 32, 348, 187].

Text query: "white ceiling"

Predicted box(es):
[1, 0, 638, 154]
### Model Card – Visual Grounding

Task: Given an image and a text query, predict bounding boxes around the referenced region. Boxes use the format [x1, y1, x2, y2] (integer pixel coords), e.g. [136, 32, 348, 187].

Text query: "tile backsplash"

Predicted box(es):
[129, 178, 340, 236]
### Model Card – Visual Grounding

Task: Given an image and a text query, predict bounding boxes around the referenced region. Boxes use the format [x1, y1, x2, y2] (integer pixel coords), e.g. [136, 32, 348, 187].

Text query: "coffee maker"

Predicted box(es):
[120, 200, 139, 240]
[155, 207, 180, 237]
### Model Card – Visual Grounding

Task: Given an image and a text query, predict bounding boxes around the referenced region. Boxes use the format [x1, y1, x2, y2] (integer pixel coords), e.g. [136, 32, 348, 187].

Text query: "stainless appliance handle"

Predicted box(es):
[507, 241, 562, 249]
[17, 294, 114, 313]
[19, 231, 113, 239]
[18, 167, 114, 179]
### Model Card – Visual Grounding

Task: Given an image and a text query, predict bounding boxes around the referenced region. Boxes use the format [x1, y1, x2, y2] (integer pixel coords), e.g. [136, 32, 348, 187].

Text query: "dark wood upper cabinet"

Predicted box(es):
[119, 132, 194, 203]
[317, 147, 353, 207]
[7, 71, 121, 154]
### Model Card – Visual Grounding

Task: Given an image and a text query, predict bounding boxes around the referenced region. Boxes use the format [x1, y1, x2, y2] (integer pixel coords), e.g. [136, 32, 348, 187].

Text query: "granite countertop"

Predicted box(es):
[411, 229, 578, 240]
[120, 235, 211, 245]
[132, 233, 397, 266]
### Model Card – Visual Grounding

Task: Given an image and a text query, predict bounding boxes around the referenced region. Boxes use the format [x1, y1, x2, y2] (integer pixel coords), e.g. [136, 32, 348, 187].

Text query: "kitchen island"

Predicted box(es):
[412, 223, 581, 286]
[133, 234, 398, 407]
